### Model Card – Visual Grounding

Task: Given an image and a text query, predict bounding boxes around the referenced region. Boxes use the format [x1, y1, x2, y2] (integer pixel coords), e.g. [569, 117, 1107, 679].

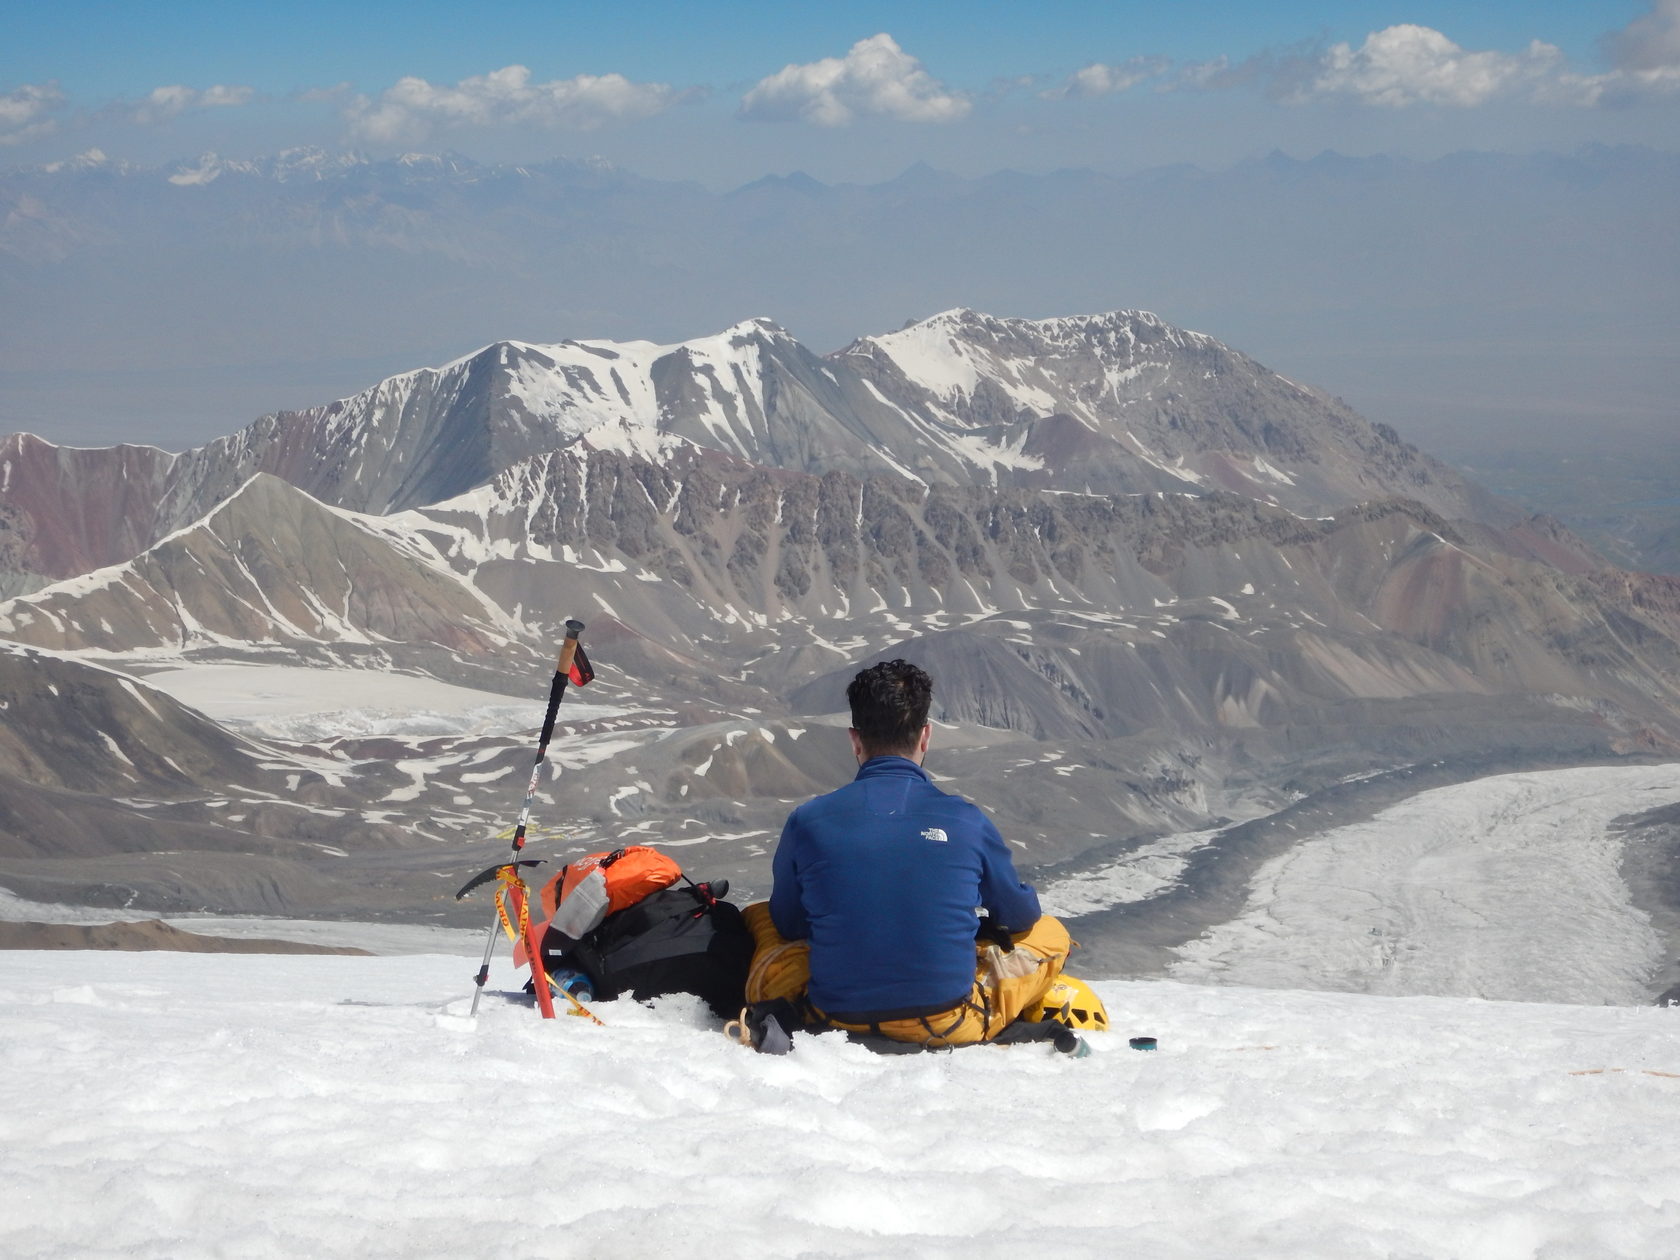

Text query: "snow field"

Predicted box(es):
[137, 662, 627, 741]
[4, 951, 1679, 1259]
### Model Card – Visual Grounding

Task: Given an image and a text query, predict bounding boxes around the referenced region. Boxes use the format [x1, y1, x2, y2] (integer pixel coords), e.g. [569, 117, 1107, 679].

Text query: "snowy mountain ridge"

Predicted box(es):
[0, 473, 519, 655]
[848, 306, 1223, 419]
[0, 307, 1499, 600]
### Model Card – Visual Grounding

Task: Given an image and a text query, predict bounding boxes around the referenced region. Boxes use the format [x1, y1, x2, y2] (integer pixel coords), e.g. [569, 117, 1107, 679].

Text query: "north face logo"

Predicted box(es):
[921, 827, 949, 843]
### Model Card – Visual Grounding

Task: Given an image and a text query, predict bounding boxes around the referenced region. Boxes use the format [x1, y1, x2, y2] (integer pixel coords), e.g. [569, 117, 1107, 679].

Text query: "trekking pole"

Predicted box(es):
[457, 620, 592, 1017]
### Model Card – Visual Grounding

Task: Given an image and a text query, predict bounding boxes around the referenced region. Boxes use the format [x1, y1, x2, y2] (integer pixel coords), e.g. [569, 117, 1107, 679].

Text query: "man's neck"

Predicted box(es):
[860, 749, 921, 765]
[851, 724, 931, 766]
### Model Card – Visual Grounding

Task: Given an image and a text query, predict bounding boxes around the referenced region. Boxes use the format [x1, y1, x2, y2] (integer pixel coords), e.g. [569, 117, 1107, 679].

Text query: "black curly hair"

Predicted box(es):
[846, 659, 933, 757]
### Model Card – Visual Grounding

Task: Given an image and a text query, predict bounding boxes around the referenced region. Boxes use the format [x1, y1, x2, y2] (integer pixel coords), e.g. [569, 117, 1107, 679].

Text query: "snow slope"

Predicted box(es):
[3, 950, 1679, 1259]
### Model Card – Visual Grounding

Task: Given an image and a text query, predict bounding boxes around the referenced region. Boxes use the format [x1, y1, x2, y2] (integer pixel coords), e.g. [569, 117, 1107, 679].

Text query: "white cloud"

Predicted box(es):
[1288, 17, 1680, 110]
[200, 85, 254, 109]
[1289, 25, 1565, 108]
[1163, 18, 1680, 110]
[1174, 53, 1274, 93]
[1042, 57, 1170, 100]
[1585, 0, 1680, 102]
[739, 34, 969, 125]
[128, 84, 255, 125]
[1607, 0, 1680, 72]
[0, 81, 66, 146]
[344, 65, 680, 143]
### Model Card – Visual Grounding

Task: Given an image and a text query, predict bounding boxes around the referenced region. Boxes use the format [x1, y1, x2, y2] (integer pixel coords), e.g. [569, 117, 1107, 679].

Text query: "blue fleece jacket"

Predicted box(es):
[769, 755, 1041, 1020]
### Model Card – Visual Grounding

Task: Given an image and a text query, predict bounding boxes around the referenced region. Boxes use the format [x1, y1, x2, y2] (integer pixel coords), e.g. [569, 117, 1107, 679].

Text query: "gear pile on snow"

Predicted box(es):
[535, 861, 754, 1020]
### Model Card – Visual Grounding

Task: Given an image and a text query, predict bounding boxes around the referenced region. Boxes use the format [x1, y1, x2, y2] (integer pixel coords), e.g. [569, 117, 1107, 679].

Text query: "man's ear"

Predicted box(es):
[848, 728, 867, 763]
[917, 724, 932, 756]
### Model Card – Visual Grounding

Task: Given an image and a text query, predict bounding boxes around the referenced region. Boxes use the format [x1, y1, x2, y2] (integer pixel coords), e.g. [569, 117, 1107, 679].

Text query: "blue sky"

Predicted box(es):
[5, 1, 1676, 183]
[3, 2, 1651, 92]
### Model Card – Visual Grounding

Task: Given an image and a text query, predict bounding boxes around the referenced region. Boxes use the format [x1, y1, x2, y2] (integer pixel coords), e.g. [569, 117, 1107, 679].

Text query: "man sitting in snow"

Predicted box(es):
[742, 658, 1070, 1047]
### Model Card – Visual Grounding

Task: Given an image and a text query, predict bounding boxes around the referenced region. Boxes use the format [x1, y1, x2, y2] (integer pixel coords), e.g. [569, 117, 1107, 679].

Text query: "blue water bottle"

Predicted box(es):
[549, 966, 594, 1002]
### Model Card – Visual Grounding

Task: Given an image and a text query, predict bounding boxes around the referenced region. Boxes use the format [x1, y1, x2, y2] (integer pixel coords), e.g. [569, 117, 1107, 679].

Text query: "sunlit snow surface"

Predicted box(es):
[139, 663, 627, 741]
[3, 951, 1679, 1258]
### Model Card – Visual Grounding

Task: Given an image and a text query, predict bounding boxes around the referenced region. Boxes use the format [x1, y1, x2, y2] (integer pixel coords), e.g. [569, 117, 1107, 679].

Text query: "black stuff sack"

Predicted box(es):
[545, 883, 754, 1020]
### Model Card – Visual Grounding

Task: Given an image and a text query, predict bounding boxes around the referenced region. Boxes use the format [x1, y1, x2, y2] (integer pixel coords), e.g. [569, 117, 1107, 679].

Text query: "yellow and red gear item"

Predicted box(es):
[492, 862, 556, 1019]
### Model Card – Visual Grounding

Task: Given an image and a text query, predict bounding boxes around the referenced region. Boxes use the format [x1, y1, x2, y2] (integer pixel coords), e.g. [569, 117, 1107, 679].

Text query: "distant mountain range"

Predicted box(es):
[0, 309, 1503, 597]
[3, 307, 1679, 993]
[5, 145, 1675, 501]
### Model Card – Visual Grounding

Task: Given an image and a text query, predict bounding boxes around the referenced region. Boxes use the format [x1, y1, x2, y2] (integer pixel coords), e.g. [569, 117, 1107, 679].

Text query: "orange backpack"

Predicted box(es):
[533, 846, 684, 948]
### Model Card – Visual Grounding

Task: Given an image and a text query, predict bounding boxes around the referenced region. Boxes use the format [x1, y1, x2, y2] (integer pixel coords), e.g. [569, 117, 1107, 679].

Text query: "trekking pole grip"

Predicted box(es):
[557, 619, 585, 676]
[536, 620, 586, 753]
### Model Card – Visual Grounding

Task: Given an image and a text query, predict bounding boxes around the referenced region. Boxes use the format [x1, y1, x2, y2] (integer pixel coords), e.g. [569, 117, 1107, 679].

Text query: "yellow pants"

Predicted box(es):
[742, 901, 1071, 1047]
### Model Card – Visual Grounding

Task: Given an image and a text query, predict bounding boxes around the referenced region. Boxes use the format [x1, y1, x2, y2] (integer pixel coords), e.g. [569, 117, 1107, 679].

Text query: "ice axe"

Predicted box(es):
[458, 620, 593, 1018]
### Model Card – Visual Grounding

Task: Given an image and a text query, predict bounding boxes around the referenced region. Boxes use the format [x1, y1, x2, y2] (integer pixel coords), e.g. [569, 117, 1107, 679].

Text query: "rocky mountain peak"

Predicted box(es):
[0, 309, 1514, 598]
